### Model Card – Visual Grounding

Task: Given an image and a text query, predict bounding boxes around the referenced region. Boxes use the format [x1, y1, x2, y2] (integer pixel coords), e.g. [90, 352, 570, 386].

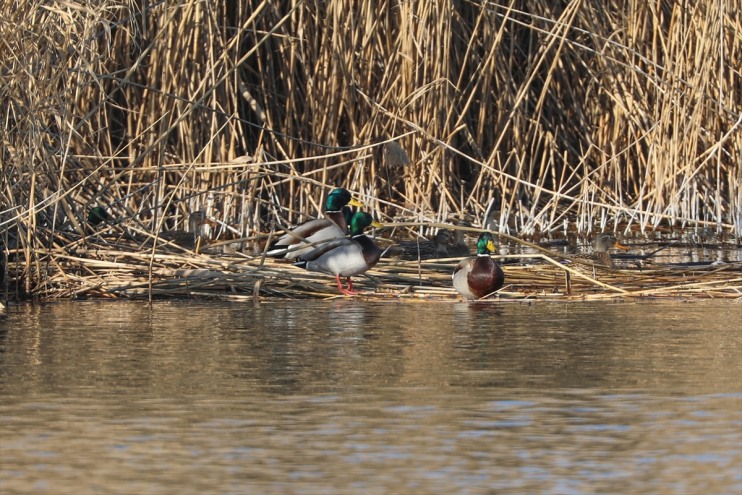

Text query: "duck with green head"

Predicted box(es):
[294, 211, 383, 295]
[268, 188, 363, 260]
[452, 232, 505, 300]
[87, 206, 110, 226]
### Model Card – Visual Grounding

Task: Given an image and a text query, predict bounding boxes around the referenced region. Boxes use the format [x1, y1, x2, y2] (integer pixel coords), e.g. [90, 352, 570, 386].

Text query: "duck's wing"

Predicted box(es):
[296, 237, 355, 262]
[452, 257, 472, 277]
[452, 257, 476, 298]
[303, 238, 377, 277]
[274, 218, 337, 246]
[268, 219, 346, 258]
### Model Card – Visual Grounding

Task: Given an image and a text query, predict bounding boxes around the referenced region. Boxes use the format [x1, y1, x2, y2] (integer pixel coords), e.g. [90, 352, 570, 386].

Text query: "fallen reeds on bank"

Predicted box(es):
[3, 221, 740, 302]
[1, 0, 740, 301]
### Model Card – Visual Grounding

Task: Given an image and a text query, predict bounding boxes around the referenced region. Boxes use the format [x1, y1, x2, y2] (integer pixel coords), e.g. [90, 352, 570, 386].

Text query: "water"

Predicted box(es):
[1, 300, 741, 494]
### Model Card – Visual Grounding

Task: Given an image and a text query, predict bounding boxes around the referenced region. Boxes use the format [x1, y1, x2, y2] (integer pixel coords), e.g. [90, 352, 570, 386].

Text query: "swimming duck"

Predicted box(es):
[452, 232, 505, 300]
[389, 230, 452, 260]
[571, 233, 630, 268]
[294, 211, 383, 295]
[267, 188, 363, 260]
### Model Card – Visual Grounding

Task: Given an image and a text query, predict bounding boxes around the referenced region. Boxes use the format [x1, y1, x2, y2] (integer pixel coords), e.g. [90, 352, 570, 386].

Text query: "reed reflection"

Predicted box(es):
[1, 300, 740, 495]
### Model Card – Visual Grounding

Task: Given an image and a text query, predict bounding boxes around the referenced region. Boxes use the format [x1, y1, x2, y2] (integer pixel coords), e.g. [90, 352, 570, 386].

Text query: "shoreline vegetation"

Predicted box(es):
[2, 1, 740, 302]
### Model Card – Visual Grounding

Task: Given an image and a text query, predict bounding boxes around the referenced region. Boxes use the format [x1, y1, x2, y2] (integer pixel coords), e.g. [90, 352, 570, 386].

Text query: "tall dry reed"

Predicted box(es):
[1, 0, 740, 299]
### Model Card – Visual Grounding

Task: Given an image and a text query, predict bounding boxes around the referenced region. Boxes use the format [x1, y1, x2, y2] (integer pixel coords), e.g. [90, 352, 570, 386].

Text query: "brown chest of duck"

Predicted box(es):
[293, 212, 383, 295]
[452, 232, 505, 300]
[267, 188, 363, 260]
[570, 233, 630, 270]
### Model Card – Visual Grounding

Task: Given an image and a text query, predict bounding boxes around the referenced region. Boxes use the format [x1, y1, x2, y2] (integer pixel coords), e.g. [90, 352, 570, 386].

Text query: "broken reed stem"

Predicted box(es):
[26, 250, 742, 301]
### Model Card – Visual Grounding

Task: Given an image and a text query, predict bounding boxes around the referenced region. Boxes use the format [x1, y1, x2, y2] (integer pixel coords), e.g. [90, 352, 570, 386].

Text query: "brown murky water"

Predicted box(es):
[1, 299, 740, 494]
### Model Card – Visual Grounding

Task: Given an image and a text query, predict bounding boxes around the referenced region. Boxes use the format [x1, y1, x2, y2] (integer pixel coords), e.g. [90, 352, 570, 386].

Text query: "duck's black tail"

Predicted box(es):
[293, 260, 308, 269]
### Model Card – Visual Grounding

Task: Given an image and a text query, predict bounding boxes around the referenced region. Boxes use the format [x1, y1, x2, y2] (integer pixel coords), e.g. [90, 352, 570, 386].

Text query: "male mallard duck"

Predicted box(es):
[389, 230, 452, 260]
[87, 206, 110, 226]
[571, 233, 629, 268]
[267, 188, 363, 260]
[294, 211, 383, 295]
[452, 232, 505, 300]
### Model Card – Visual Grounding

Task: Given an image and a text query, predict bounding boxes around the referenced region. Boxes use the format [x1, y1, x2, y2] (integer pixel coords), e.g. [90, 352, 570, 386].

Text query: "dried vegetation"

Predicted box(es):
[1, 0, 740, 301]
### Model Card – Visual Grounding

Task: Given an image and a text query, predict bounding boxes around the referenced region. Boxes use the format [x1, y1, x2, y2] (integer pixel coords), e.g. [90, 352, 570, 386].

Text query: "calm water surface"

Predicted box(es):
[1, 299, 740, 494]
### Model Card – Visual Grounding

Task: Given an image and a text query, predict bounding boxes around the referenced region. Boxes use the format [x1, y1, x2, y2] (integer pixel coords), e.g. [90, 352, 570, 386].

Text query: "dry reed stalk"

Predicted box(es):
[2, 0, 739, 301]
[9, 233, 741, 300]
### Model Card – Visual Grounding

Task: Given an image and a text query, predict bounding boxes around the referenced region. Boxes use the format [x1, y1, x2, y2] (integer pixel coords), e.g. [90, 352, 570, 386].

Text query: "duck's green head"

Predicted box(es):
[87, 206, 110, 226]
[326, 188, 364, 212]
[349, 211, 382, 236]
[476, 232, 496, 255]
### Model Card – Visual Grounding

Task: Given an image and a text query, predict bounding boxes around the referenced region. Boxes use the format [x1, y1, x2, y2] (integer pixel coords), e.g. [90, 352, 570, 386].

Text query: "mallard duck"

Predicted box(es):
[389, 230, 452, 260]
[87, 206, 110, 226]
[160, 210, 216, 252]
[267, 188, 363, 260]
[447, 228, 471, 257]
[382, 140, 411, 168]
[294, 211, 383, 295]
[571, 233, 629, 268]
[452, 232, 505, 300]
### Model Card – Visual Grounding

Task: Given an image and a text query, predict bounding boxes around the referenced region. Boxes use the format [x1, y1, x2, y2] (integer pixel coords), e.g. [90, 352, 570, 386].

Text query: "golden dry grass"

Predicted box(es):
[1, 0, 740, 301]
[3, 221, 740, 302]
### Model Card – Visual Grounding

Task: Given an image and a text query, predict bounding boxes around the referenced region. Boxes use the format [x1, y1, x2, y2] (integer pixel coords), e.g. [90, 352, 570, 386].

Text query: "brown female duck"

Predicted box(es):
[572, 233, 630, 268]
[389, 230, 453, 260]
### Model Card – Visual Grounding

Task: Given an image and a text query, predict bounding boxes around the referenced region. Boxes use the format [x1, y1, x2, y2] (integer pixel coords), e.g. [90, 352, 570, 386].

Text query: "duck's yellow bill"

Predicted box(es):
[348, 198, 365, 208]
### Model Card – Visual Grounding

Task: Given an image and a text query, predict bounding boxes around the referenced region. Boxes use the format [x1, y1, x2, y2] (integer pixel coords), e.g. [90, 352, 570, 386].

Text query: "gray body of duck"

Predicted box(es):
[294, 212, 383, 295]
[447, 228, 471, 257]
[268, 188, 363, 260]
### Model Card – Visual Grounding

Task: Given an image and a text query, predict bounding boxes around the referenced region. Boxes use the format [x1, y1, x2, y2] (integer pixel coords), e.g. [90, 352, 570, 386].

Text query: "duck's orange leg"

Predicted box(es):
[335, 275, 358, 295]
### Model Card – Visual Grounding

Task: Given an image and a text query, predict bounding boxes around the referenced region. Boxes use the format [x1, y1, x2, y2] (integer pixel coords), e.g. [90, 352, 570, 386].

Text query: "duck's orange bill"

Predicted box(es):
[615, 241, 630, 251]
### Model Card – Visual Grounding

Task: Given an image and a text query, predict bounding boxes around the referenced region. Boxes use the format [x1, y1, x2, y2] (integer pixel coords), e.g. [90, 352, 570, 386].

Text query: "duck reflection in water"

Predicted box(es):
[454, 301, 504, 320]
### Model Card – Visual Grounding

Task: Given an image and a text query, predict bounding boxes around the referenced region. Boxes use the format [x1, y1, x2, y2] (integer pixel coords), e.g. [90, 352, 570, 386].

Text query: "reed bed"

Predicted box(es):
[1, 0, 740, 302]
[3, 222, 740, 302]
